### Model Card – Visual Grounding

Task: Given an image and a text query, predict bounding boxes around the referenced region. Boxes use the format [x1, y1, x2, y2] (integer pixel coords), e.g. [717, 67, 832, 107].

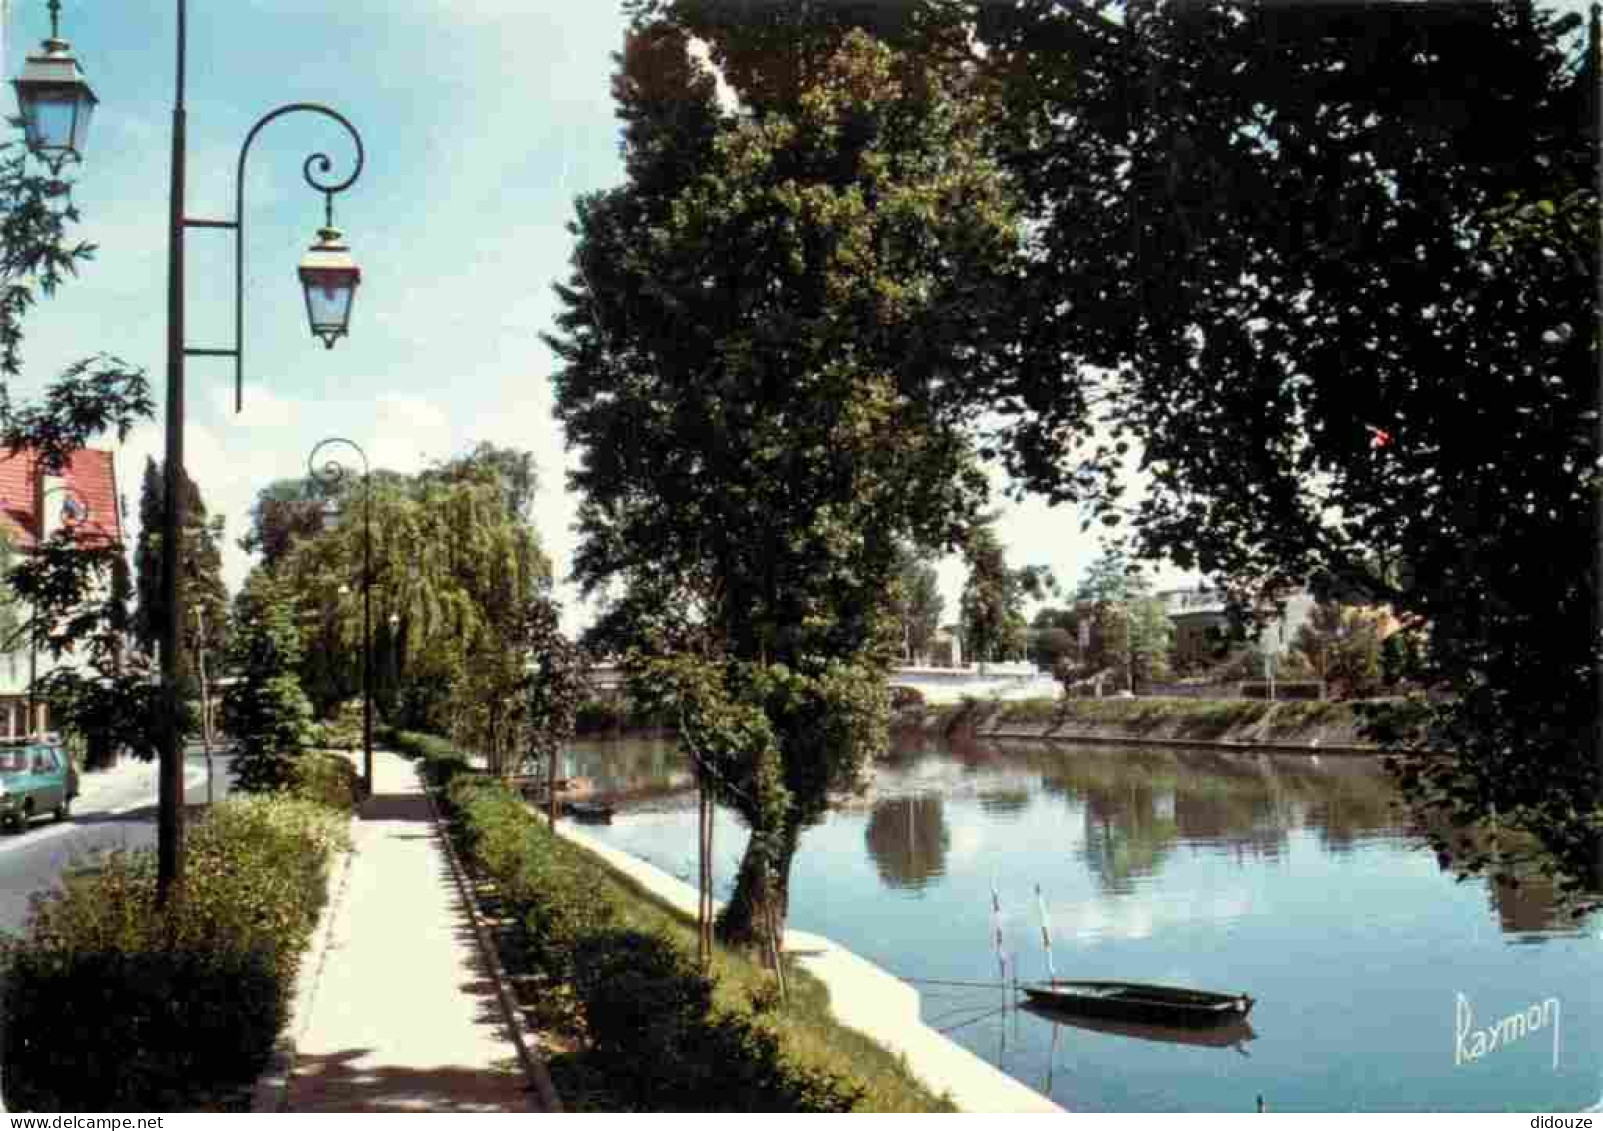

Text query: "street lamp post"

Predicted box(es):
[13, 1, 369, 903]
[309, 438, 372, 794]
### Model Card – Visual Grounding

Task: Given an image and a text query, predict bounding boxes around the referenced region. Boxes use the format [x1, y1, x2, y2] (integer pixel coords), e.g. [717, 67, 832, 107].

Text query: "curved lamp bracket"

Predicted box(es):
[307, 435, 370, 495]
[182, 102, 365, 413]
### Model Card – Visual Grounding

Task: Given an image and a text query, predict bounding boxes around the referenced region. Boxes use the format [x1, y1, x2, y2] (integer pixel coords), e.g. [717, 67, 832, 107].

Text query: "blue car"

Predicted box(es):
[0, 741, 79, 831]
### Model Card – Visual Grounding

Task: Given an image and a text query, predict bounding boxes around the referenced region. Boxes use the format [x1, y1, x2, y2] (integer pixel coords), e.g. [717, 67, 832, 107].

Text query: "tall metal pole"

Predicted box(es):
[363, 472, 373, 792]
[158, 0, 189, 906]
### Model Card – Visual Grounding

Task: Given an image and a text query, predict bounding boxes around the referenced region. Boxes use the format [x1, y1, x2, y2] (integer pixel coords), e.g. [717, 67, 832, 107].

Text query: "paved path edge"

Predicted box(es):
[251, 838, 355, 1113]
[421, 770, 564, 1114]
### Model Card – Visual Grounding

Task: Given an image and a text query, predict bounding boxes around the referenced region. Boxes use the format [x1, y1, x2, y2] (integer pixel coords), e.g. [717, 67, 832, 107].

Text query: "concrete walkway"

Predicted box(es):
[281, 751, 533, 1113]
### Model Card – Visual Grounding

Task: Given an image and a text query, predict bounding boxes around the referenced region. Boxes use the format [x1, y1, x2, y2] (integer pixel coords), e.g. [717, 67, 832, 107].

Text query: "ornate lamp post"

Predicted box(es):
[12, 1, 370, 902]
[309, 438, 372, 793]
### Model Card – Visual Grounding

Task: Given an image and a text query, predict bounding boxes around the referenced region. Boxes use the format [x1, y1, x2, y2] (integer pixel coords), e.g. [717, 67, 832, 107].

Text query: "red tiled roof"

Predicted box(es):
[0, 447, 122, 551]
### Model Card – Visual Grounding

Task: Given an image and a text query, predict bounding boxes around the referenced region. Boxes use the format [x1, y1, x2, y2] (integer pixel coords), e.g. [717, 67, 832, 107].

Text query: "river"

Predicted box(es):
[563, 731, 1601, 1113]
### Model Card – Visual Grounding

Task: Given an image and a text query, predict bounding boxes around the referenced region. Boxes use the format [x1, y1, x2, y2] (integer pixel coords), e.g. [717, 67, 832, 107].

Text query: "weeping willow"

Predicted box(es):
[276, 467, 551, 756]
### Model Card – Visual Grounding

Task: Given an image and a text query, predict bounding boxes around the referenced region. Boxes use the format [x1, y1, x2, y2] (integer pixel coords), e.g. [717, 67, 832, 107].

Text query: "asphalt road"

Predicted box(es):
[0, 746, 240, 937]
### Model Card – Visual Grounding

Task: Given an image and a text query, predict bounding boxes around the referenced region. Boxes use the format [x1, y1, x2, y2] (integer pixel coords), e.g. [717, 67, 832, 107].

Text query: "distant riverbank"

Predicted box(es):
[903, 695, 1380, 755]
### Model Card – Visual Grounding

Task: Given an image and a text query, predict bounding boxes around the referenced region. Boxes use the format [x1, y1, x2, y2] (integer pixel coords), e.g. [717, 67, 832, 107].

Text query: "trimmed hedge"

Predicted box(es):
[446, 775, 616, 983]
[0, 795, 350, 1111]
[395, 729, 947, 1111]
[382, 726, 471, 788]
[430, 763, 870, 1111]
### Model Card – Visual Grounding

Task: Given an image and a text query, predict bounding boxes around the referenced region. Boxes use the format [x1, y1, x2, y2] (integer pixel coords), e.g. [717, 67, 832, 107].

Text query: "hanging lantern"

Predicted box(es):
[298, 226, 362, 348]
[12, 10, 97, 176]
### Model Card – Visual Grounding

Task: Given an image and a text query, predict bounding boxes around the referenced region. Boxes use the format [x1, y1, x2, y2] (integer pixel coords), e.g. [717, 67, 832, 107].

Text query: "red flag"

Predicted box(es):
[1366, 424, 1393, 450]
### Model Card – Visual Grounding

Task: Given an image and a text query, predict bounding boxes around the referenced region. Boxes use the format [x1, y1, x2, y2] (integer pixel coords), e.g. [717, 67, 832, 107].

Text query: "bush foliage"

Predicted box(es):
[0, 795, 349, 1111]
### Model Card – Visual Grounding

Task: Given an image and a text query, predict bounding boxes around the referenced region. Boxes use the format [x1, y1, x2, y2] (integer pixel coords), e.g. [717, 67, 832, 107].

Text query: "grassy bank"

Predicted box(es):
[908, 695, 1369, 748]
[388, 727, 953, 1113]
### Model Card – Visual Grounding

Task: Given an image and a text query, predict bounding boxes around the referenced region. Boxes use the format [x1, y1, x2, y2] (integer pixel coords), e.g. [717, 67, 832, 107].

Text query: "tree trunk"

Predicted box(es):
[716, 817, 803, 952]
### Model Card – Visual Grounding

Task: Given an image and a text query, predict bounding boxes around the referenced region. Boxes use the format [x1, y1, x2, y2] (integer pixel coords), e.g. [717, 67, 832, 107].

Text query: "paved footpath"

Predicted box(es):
[282, 750, 534, 1113]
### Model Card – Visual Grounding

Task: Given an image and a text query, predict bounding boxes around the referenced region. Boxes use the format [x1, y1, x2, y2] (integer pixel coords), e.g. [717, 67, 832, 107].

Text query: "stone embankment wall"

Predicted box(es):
[912, 697, 1379, 755]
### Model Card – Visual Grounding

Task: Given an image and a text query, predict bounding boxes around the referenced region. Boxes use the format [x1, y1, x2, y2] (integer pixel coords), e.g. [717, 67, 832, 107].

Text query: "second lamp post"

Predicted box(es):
[310, 438, 373, 793]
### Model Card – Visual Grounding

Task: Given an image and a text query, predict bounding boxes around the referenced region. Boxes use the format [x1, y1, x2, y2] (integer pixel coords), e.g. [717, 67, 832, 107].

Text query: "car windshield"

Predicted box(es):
[0, 749, 26, 773]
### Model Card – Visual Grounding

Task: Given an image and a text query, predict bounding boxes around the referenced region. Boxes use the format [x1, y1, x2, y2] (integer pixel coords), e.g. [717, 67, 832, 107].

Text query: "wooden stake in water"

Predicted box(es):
[1036, 884, 1058, 985]
[990, 878, 1007, 985]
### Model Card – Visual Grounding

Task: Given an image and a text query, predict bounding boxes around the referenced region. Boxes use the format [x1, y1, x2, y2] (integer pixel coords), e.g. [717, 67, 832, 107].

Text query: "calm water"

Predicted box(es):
[564, 733, 1601, 1113]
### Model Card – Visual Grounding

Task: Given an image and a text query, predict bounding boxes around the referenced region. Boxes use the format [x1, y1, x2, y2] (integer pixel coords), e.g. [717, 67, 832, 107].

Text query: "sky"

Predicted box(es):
[3, 1, 1586, 639]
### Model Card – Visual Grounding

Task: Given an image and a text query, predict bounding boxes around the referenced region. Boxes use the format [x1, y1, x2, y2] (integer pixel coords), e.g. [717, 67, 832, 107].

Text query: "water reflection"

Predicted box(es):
[864, 796, 950, 890]
[1488, 873, 1586, 939]
[1026, 745, 1408, 887]
[574, 734, 1599, 1112]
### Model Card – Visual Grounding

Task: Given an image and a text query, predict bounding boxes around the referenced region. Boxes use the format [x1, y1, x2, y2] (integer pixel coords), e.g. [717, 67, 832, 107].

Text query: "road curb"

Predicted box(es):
[421, 768, 564, 1114]
[250, 836, 355, 1112]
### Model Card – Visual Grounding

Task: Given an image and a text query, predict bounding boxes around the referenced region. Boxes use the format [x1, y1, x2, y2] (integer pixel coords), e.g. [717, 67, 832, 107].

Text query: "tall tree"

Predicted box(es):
[1028, 606, 1080, 673]
[549, 15, 1018, 945]
[275, 461, 551, 734]
[959, 520, 1055, 666]
[133, 457, 163, 650]
[1071, 547, 1155, 686]
[239, 477, 326, 572]
[419, 441, 539, 524]
[132, 459, 229, 696]
[887, 543, 944, 664]
[525, 595, 589, 826]
[972, 1, 1601, 897]
[221, 570, 316, 793]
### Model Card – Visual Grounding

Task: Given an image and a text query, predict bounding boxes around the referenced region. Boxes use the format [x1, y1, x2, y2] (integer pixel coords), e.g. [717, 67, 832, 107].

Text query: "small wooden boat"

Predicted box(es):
[1021, 980, 1254, 1027]
[1020, 1000, 1257, 1050]
[563, 799, 615, 823]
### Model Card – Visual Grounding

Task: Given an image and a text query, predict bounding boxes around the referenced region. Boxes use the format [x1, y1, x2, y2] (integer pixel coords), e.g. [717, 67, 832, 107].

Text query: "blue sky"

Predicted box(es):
[5, 2, 1588, 637]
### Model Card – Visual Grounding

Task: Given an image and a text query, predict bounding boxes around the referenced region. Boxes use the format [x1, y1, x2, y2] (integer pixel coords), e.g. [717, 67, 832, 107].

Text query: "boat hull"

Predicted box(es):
[1022, 981, 1254, 1028]
[1020, 1000, 1257, 1049]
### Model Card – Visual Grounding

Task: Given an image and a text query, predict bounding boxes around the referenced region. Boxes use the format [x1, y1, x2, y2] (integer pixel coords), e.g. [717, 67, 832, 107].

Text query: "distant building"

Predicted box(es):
[1155, 585, 1315, 670]
[0, 446, 124, 737]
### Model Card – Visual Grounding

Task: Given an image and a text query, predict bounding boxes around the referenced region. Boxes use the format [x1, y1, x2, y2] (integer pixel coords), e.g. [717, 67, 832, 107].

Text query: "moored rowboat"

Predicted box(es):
[1021, 980, 1254, 1027]
[1019, 1000, 1257, 1050]
[563, 799, 615, 823]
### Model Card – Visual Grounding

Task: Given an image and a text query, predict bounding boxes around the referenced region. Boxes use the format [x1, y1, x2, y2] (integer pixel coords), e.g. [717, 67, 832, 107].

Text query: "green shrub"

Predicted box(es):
[570, 929, 864, 1112]
[448, 777, 617, 979]
[322, 699, 366, 751]
[516, 855, 616, 981]
[292, 750, 364, 811]
[2, 943, 281, 1111]
[572, 929, 711, 1075]
[389, 727, 472, 788]
[0, 794, 349, 1111]
[694, 1011, 866, 1113]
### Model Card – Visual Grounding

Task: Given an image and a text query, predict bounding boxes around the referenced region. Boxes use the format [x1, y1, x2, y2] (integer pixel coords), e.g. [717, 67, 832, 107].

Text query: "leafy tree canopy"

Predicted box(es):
[967, 0, 1600, 897]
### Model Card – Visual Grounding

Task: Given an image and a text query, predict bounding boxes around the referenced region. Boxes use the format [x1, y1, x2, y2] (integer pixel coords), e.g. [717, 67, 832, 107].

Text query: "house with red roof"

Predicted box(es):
[0, 446, 124, 737]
